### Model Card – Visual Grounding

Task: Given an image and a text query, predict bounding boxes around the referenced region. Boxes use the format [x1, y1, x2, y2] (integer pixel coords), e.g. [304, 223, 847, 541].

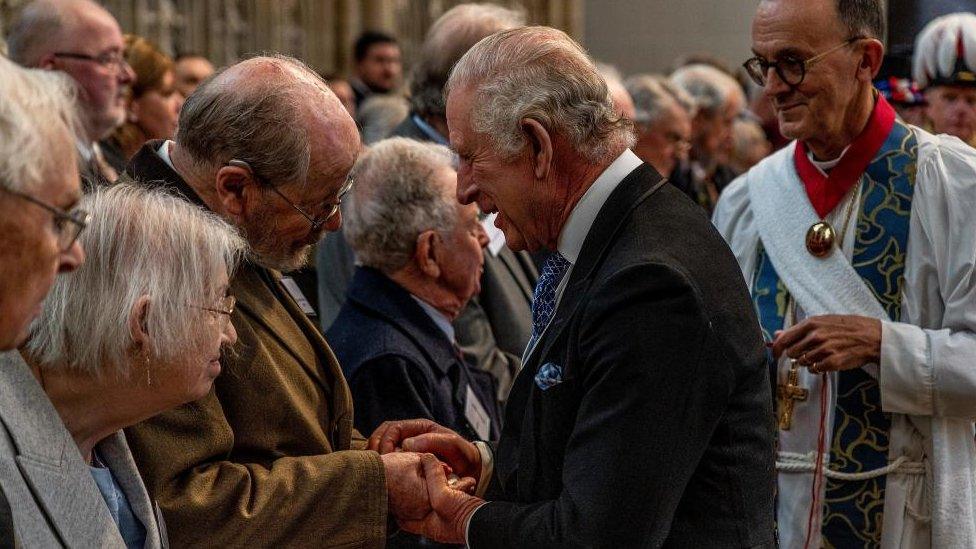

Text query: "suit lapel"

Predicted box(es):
[525, 165, 666, 374]
[97, 432, 164, 548]
[0, 353, 122, 547]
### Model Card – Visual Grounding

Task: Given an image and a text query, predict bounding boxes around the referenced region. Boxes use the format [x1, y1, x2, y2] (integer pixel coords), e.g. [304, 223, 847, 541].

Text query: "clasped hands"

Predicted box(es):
[771, 314, 881, 373]
[373, 419, 486, 544]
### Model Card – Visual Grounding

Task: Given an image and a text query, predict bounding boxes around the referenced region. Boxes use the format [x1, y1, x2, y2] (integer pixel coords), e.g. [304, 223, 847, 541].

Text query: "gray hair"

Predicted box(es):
[626, 74, 696, 127]
[29, 182, 247, 379]
[6, 0, 68, 66]
[357, 95, 410, 145]
[447, 26, 635, 163]
[344, 137, 457, 273]
[670, 63, 744, 115]
[409, 3, 525, 119]
[175, 54, 335, 188]
[0, 55, 82, 193]
[836, 0, 884, 41]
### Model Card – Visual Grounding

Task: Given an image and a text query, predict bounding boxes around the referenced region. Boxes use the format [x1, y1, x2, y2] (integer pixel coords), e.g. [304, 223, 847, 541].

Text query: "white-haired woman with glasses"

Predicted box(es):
[0, 183, 244, 548]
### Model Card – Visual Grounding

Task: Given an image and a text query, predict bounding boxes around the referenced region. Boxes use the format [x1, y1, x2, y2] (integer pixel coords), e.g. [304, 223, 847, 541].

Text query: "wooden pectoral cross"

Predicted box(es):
[776, 360, 808, 430]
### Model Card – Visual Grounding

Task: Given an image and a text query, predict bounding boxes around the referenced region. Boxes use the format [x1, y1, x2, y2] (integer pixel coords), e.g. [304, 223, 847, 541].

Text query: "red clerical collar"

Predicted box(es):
[794, 95, 896, 218]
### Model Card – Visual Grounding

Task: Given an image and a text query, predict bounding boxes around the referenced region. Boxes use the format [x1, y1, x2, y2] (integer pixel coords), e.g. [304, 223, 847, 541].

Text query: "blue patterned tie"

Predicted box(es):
[528, 252, 572, 351]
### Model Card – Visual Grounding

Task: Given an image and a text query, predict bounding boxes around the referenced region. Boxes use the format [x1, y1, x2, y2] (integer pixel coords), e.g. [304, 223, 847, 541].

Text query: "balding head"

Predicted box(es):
[7, 0, 133, 142]
[173, 55, 360, 271]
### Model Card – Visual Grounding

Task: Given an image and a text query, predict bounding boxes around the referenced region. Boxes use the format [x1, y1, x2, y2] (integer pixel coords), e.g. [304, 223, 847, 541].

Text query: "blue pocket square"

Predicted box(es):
[534, 362, 563, 391]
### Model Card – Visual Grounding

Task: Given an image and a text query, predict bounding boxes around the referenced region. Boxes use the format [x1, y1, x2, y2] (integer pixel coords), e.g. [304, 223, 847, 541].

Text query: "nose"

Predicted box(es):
[456, 175, 478, 206]
[763, 67, 790, 99]
[119, 60, 135, 84]
[58, 240, 85, 273]
[222, 317, 238, 347]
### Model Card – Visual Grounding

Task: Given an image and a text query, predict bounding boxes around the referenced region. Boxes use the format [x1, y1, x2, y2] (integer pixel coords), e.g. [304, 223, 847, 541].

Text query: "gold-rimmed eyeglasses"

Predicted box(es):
[0, 185, 90, 251]
[227, 159, 353, 233]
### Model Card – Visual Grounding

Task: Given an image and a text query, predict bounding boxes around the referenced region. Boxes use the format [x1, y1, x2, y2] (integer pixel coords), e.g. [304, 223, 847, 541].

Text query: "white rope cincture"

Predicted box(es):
[776, 451, 926, 481]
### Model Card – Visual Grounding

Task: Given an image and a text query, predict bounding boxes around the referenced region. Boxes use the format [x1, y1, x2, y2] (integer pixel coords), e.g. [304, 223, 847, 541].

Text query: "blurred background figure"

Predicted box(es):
[357, 94, 409, 145]
[875, 51, 928, 127]
[6, 0, 135, 186]
[597, 62, 636, 119]
[324, 73, 357, 118]
[626, 73, 695, 177]
[172, 52, 214, 98]
[914, 12, 976, 146]
[729, 118, 771, 174]
[103, 34, 184, 166]
[28, 183, 244, 549]
[350, 30, 402, 108]
[670, 63, 744, 212]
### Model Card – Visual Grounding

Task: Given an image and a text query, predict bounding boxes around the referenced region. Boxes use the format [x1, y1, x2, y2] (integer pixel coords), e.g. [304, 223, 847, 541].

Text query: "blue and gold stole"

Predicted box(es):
[752, 118, 918, 547]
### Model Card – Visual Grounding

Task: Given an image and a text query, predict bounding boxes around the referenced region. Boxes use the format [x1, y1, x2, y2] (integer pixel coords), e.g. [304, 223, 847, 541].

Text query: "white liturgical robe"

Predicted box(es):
[712, 128, 976, 549]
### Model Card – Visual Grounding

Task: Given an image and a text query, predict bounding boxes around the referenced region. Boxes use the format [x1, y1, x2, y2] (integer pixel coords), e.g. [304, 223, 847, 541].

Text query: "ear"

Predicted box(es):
[214, 164, 255, 219]
[858, 39, 885, 81]
[520, 118, 553, 180]
[414, 230, 442, 278]
[127, 295, 152, 353]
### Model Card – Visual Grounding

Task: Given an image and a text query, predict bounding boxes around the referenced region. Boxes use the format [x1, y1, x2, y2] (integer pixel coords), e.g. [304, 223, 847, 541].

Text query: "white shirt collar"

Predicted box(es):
[556, 148, 643, 264]
[411, 296, 456, 343]
[156, 140, 177, 171]
[806, 145, 850, 176]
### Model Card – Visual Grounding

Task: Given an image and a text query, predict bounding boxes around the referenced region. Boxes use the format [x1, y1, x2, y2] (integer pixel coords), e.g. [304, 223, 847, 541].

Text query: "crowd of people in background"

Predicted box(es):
[2, 0, 976, 547]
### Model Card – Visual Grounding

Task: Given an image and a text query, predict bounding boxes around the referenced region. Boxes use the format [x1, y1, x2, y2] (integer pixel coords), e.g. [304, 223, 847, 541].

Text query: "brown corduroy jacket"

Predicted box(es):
[124, 141, 388, 548]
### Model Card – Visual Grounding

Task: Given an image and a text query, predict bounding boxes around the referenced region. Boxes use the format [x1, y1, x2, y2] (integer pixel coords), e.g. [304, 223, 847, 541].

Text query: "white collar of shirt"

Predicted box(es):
[556, 148, 643, 265]
[156, 139, 177, 170]
[806, 145, 850, 176]
[411, 296, 456, 343]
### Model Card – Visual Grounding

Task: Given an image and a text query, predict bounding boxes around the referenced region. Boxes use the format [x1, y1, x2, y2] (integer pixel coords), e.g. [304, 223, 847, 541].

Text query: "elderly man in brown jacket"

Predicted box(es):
[123, 55, 431, 547]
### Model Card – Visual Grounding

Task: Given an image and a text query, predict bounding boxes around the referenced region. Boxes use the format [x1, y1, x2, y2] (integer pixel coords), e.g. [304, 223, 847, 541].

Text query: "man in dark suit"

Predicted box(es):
[371, 27, 775, 548]
[328, 137, 500, 442]
[122, 55, 430, 547]
[318, 3, 535, 404]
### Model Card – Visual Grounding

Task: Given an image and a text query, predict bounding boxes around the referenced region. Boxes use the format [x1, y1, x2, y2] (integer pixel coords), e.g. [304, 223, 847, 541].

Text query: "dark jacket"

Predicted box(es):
[122, 141, 388, 548]
[468, 164, 776, 548]
[328, 267, 501, 439]
[388, 113, 538, 402]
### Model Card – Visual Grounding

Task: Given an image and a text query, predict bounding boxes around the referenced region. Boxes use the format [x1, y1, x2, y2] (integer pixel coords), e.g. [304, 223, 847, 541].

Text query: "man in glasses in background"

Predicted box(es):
[6, 0, 135, 186]
[713, 0, 976, 546]
[122, 55, 432, 547]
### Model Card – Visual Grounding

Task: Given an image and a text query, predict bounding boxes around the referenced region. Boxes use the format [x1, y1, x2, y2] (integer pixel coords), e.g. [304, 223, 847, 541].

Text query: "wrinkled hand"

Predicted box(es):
[398, 454, 486, 544]
[369, 420, 481, 481]
[380, 452, 430, 521]
[772, 314, 881, 373]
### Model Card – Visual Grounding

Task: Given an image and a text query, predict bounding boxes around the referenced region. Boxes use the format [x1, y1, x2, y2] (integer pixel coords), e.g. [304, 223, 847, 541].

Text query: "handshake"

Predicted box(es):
[370, 419, 488, 544]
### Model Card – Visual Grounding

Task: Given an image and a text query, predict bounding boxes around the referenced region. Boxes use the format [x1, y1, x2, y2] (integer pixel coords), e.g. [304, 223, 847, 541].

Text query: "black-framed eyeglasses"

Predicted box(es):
[52, 51, 130, 73]
[743, 37, 864, 88]
[227, 159, 353, 233]
[0, 185, 90, 251]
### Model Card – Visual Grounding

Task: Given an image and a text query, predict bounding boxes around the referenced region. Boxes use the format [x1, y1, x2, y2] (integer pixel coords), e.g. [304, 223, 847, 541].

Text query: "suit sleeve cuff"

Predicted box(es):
[464, 501, 489, 548]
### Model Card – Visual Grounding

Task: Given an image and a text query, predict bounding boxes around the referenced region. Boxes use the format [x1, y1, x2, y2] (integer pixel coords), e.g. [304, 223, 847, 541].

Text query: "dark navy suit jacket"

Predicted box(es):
[327, 267, 501, 440]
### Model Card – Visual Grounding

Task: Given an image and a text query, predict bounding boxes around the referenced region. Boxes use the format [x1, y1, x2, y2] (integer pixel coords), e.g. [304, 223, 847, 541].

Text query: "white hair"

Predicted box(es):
[670, 63, 744, 115]
[446, 26, 635, 163]
[344, 138, 457, 274]
[626, 73, 696, 127]
[913, 12, 976, 88]
[28, 182, 247, 379]
[176, 54, 338, 188]
[357, 95, 410, 145]
[409, 3, 526, 119]
[0, 55, 82, 193]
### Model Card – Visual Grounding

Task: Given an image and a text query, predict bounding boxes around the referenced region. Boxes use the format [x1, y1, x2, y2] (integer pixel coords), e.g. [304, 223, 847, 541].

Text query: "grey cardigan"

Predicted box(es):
[0, 351, 167, 548]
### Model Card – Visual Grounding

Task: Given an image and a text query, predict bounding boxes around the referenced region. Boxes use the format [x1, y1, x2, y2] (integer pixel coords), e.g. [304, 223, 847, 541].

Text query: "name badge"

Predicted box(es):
[481, 213, 507, 257]
[280, 276, 316, 316]
[465, 386, 491, 441]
